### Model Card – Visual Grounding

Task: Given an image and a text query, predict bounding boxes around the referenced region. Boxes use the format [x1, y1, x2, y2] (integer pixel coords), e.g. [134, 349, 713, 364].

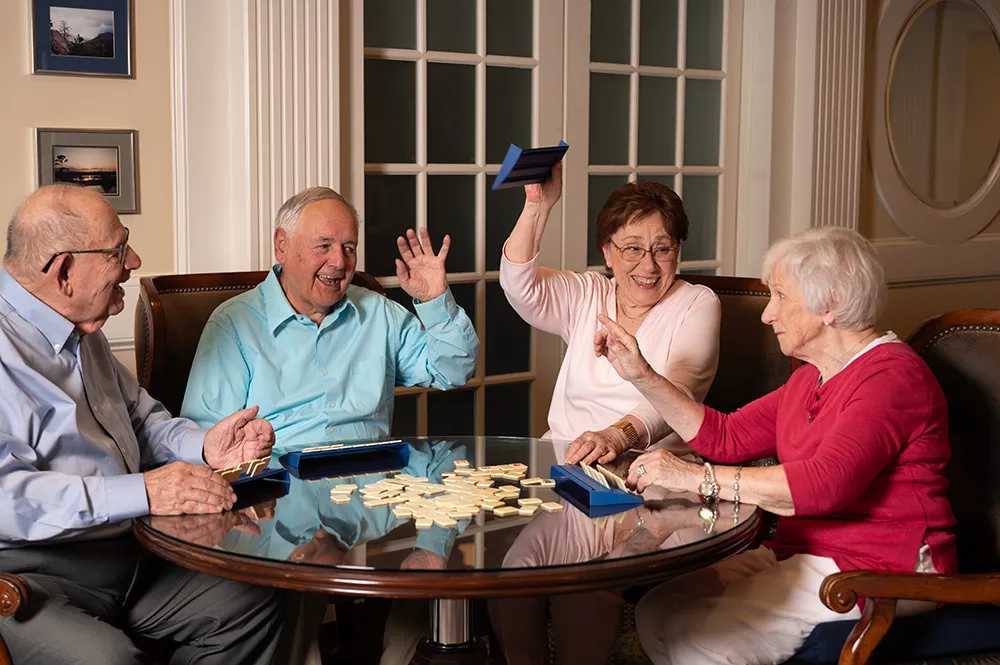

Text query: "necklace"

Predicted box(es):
[817, 331, 881, 389]
[615, 289, 653, 322]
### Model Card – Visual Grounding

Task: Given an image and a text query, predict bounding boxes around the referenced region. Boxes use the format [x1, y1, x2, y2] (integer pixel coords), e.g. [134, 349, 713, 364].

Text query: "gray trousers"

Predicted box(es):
[0, 535, 283, 665]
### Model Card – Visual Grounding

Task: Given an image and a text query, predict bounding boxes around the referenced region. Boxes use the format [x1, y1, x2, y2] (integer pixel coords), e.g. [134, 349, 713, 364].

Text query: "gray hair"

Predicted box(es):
[761, 226, 887, 330]
[274, 186, 360, 237]
[5, 184, 90, 275]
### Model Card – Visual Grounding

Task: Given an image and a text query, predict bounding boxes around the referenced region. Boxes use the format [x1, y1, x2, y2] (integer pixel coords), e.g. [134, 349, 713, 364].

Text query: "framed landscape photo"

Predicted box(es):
[37, 128, 139, 213]
[32, 0, 133, 77]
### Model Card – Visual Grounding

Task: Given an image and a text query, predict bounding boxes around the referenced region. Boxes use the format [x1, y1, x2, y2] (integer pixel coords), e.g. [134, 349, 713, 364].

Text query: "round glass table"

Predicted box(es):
[133, 437, 761, 664]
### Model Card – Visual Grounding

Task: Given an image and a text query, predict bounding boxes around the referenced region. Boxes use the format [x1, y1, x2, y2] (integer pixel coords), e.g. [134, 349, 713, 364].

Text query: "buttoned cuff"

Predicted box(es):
[415, 524, 458, 558]
[104, 473, 150, 522]
[175, 421, 210, 466]
[413, 288, 460, 328]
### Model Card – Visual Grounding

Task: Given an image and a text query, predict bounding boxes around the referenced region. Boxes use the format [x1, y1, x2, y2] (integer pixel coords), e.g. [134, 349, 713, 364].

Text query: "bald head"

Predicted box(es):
[5, 184, 114, 277]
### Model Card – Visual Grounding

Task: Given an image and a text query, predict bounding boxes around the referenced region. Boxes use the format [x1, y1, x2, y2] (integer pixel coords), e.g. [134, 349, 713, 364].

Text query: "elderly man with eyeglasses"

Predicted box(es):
[0, 184, 285, 665]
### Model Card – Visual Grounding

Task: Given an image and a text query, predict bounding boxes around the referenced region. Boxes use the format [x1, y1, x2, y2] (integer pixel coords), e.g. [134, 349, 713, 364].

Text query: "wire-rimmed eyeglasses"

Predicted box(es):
[41, 228, 130, 274]
[609, 239, 679, 264]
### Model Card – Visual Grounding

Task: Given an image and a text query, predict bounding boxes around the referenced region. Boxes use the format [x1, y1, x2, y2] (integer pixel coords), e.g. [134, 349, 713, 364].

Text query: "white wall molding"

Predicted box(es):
[810, 0, 866, 229]
[169, 0, 190, 274]
[734, 0, 775, 276]
[781, 0, 866, 235]
[875, 234, 1000, 285]
[249, 0, 343, 268]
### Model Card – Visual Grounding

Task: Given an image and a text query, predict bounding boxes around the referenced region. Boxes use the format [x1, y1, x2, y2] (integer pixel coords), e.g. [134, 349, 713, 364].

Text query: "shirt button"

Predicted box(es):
[54, 344, 61, 352]
[328, 402, 335, 408]
[321, 368, 328, 375]
[328, 426, 335, 433]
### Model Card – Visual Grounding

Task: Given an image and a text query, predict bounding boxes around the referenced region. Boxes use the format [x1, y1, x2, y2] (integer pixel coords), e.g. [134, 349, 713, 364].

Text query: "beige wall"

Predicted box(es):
[0, 1, 174, 270]
[0, 1, 173, 376]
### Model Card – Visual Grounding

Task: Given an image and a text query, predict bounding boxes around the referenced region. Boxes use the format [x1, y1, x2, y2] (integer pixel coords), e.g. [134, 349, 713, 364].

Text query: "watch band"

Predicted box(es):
[610, 418, 640, 448]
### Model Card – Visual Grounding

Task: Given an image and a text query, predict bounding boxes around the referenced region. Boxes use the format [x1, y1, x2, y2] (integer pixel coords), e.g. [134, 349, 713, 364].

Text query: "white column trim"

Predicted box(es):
[169, 0, 190, 274]
[810, 0, 866, 229]
[734, 0, 775, 276]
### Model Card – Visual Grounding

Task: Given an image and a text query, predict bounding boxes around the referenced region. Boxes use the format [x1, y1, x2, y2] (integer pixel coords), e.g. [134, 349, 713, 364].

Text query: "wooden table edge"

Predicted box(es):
[133, 508, 761, 599]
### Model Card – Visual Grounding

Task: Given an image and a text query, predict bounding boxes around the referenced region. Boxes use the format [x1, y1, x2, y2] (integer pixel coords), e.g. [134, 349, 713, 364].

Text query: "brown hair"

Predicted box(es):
[594, 181, 689, 252]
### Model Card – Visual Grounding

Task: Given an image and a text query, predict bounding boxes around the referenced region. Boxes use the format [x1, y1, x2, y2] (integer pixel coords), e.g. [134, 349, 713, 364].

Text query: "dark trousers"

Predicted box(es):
[0, 535, 283, 665]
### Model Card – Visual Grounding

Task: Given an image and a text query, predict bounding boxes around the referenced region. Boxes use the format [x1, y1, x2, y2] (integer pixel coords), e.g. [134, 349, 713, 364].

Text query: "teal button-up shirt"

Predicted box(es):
[181, 266, 479, 443]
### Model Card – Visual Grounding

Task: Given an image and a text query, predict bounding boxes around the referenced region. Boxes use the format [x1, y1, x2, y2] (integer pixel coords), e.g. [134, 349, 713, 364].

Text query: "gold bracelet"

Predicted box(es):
[610, 418, 640, 448]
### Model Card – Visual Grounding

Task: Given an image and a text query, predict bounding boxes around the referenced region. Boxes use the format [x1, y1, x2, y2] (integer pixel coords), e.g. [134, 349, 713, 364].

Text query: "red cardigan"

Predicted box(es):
[690, 342, 957, 575]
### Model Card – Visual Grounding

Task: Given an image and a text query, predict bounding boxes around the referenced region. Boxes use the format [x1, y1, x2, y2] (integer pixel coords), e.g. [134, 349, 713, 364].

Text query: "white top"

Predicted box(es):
[499, 246, 721, 458]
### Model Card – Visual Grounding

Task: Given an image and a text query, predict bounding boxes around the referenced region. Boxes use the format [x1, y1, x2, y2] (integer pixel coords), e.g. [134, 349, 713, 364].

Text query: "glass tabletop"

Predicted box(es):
[138, 437, 757, 577]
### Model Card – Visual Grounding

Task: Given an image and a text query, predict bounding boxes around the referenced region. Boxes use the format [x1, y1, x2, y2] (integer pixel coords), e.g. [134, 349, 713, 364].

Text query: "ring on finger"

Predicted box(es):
[637, 464, 647, 477]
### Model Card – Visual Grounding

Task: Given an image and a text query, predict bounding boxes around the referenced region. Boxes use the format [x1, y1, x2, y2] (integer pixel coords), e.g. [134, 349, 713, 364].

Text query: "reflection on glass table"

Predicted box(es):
[135, 437, 759, 665]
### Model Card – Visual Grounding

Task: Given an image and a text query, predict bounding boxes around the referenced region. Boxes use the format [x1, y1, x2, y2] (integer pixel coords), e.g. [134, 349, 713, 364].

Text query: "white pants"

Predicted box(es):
[637, 546, 938, 665]
[637, 548, 857, 665]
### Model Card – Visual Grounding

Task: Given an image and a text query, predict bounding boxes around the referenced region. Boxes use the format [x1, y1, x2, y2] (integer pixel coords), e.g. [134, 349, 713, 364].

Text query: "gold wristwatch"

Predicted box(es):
[610, 418, 640, 448]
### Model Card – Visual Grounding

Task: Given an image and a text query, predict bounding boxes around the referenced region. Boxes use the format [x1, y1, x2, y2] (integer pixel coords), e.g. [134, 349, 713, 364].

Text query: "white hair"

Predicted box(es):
[761, 226, 887, 330]
[274, 187, 359, 237]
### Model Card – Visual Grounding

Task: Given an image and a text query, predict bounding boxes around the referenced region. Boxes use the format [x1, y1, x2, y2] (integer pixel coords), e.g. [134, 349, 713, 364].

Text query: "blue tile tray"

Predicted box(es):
[550, 463, 643, 517]
[491, 141, 569, 190]
[279, 439, 411, 480]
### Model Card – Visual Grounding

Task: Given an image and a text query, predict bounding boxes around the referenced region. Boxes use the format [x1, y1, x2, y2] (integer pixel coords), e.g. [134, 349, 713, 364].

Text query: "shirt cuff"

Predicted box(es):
[174, 421, 210, 465]
[104, 473, 150, 522]
[414, 288, 460, 328]
[415, 524, 458, 558]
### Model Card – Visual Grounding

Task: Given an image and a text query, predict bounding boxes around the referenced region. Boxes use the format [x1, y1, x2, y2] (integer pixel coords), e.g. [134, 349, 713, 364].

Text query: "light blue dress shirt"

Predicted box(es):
[0, 270, 207, 548]
[181, 266, 479, 443]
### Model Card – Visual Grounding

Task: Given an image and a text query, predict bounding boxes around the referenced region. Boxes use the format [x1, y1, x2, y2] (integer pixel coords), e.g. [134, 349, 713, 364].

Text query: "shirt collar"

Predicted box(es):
[0, 269, 78, 354]
[262, 264, 360, 336]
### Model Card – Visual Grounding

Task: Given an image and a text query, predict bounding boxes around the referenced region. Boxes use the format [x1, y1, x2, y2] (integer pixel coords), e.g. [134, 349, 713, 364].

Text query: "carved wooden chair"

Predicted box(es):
[134, 270, 385, 415]
[788, 309, 1000, 665]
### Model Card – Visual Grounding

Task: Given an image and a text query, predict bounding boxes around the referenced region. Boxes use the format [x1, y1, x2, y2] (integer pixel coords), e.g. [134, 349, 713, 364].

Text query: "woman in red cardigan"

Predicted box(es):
[596, 226, 956, 665]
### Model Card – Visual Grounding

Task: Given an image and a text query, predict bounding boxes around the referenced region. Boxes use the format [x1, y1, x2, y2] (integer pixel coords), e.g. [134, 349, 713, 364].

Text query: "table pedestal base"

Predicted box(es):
[409, 599, 490, 665]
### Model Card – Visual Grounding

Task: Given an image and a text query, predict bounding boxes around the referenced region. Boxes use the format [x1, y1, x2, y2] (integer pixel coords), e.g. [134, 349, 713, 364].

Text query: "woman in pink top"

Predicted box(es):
[499, 163, 721, 464]
[596, 227, 957, 665]
[492, 165, 720, 665]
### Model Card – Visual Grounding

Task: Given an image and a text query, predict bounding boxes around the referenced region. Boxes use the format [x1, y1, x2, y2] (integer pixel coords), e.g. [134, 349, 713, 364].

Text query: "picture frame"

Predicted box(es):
[37, 128, 139, 214]
[32, 0, 134, 78]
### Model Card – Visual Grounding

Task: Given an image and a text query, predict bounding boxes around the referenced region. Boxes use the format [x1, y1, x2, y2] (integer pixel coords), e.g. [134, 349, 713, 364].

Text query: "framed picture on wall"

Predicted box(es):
[37, 128, 139, 213]
[31, 0, 134, 77]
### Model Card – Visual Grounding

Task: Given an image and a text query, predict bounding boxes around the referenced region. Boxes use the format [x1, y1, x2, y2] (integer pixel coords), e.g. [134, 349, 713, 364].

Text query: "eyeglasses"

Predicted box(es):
[609, 239, 679, 264]
[42, 228, 130, 274]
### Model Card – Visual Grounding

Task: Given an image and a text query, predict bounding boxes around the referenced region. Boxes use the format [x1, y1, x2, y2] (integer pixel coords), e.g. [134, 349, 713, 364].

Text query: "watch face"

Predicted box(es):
[698, 480, 715, 497]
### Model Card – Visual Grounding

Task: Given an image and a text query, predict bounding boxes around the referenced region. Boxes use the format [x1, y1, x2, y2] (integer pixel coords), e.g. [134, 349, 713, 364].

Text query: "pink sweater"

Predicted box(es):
[500, 250, 721, 455]
[690, 342, 957, 574]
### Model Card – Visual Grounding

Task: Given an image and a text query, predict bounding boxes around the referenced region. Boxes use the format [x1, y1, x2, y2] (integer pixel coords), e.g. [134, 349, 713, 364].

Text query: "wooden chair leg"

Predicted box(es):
[838, 599, 897, 665]
[0, 573, 30, 665]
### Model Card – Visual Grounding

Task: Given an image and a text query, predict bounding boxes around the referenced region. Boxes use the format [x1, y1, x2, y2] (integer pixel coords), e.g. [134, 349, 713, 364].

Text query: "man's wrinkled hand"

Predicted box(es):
[144, 461, 237, 515]
[203, 405, 275, 470]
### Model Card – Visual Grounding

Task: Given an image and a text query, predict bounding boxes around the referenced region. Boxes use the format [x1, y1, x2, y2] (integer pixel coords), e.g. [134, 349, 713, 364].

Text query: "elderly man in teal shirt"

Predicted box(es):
[181, 186, 479, 441]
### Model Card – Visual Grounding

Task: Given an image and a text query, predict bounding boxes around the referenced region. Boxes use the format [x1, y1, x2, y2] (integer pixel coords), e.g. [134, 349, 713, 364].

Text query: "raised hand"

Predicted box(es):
[594, 313, 654, 383]
[524, 161, 564, 211]
[203, 405, 275, 470]
[144, 461, 237, 515]
[396, 227, 449, 303]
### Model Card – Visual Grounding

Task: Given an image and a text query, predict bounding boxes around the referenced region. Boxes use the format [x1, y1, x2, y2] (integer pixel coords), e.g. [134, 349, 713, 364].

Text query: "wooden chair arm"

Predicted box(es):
[0, 572, 29, 617]
[819, 571, 1000, 665]
[820, 570, 1000, 613]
